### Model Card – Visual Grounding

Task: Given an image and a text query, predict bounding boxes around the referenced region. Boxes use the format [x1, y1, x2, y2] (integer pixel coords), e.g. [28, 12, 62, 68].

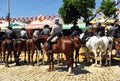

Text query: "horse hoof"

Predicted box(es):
[52, 68, 56, 71]
[5, 65, 10, 67]
[24, 60, 27, 63]
[16, 63, 20, 66]
[47, 68, 51, 72]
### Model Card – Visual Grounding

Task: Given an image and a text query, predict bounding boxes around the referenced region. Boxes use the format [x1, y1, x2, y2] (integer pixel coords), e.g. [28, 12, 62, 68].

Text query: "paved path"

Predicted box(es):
[0, 54, 120, 81]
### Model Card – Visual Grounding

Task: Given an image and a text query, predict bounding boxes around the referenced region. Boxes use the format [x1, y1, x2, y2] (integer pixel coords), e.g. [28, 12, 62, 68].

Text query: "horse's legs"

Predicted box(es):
[13, 50, 17, 65]
[85, 48, 90, 63]
[46, 53, 51, 71]
[93, 50, 98, 66]
[15, 51, 21, 66]
[27, 50, 30, 64]
[35, 50, 37, 62]
[51, 53, 54, 71]
[0, 46, 2, 62]
[105, 49, 108, 65]
[99, 49, 102, 66]
[5, 51, 11, 67]
[57, 53, 60, 65]
[3, 50, 5, 62]
[75, 49, 79, 67]
[36, 50, 40, 65]
[108, 49, 112, 66]
[65, 54, 74, 75]
[30, 51, 34, 66]
[24, 50, 27, 62]
[9, 52, 13, 63]
[41, 49, 45, 64]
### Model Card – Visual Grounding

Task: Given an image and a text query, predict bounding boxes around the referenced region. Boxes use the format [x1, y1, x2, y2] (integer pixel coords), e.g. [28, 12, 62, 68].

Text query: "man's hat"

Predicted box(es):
[55, 18, 59, 22]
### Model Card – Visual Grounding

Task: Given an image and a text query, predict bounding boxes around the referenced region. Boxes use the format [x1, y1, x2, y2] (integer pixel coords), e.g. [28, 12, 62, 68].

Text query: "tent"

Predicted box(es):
[26, 20, 54, 29]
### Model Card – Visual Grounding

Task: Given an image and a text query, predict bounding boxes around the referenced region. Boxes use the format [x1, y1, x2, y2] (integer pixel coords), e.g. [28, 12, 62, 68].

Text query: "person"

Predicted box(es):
[20, 28, 28, 39]
[47, 18, 63, 53]
[70, 22, 82, 38]
[96, 23, 105, 37]
[107, 23, 117, 37]
[6, 26, 17, 40]
[33, 28, 40, 37]
[6, 26, 17, 46]
[82, 24, 95, 46]
[41, 25, 50, 35]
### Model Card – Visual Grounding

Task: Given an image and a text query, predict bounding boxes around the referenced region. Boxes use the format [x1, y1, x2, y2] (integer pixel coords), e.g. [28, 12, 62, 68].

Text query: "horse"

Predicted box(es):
[2, 39, 13, 67]
[114, 37, 120, 56]
[99, 36, 113, 66]
[43, 36, 74, 75]
[0, 32, 7, 62]
[80, 33, 102, 66]
[13, 38, 26, 65]
[113, 37, 120, 65]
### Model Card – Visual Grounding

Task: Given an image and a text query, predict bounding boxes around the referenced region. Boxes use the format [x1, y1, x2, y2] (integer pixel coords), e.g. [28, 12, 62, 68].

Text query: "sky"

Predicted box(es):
[0, 0, 119, 18]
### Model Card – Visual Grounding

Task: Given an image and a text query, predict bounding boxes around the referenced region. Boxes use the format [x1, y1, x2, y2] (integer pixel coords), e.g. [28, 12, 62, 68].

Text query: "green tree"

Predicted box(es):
[100, 0, 117, 18]
[58, 0, 96, 26]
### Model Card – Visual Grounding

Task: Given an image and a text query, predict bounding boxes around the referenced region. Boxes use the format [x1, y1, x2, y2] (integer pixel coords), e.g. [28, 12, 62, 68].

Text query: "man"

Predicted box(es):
[96, 23, 105, 37]
[33, 28, 40, 37]
[70, 22, 82, 38]
[6, 26, 17, 40]
[82, 24, 94, 46]
[41, 25, 50, 35]
[47, 18, 63, 53]
[20, 28, 28, 39]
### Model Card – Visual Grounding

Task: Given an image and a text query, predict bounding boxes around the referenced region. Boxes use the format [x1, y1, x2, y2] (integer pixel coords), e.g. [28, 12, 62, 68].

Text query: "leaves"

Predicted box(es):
[58, 0, 95, 25]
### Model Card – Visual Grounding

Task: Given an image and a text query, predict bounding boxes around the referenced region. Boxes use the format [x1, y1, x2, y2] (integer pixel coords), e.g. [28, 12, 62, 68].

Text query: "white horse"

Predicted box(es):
[99, 36, 113, 66]
[80, 33, 113, 66]
[80, 33, 102, 66]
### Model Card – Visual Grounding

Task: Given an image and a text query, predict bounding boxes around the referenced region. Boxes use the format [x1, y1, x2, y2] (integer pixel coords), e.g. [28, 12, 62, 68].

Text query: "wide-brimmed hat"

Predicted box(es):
[44, 25, 49, 28]
[55, 18, 59, 22]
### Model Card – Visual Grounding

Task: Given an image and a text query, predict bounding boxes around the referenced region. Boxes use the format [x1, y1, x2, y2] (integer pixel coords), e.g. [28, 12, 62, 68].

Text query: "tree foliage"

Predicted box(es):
[100, 0, 117, 17]
[58, 0, 95, 25]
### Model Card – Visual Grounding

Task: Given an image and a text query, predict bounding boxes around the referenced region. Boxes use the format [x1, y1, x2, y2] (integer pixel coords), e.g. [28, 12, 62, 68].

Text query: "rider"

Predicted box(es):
[6, 26, 17, 40]
[41, 25, 50, 35]
[70, 22, 82, 38]
[20, 28, 28, 39]
[82, 24, 95, 46]
[6, 26, 17, 46]
[47, 18, 63, 53]
[96, 23, 105, 37]
[33, 28, 40, 38]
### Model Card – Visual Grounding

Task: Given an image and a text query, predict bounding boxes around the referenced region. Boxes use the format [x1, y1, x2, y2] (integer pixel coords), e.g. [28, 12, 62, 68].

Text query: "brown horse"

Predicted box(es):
[13, 38, 26, 65]
[2, 39, 13, 67]
[114, 37, 120, 55]
[72, 36, 82, 67]
[43, 36, 74, 74]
